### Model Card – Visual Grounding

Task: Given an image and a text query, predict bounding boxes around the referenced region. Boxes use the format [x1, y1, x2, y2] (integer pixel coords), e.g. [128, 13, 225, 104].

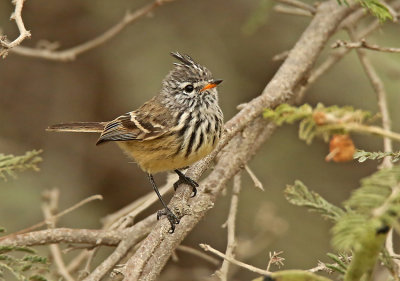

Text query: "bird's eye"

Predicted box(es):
[184, 84, 194, 93]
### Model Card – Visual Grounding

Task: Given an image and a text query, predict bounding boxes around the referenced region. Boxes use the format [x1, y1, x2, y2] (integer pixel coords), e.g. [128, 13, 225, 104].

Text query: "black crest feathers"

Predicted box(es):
[171, 52, 196, 66]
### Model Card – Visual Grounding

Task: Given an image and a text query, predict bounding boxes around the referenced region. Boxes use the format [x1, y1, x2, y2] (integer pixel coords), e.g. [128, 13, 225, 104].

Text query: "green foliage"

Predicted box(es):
[345, 165, 400, 221]
[332, 166, 400, 280]
[336, 0, 393, 22]
[285, 166, 400, 281]
[284, 180, 345, 221]
[354, 149, 400, 163]
[359, 0, 393, 21]
[263, 103, 372, 144]
[325, 252, 351, 275]
[0, 246, 48, 281]
[0, 150, 43, 181]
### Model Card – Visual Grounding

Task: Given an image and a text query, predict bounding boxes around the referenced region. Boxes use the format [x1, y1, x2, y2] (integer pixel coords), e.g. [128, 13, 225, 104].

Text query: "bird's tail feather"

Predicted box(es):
[47, 122, 106, 133]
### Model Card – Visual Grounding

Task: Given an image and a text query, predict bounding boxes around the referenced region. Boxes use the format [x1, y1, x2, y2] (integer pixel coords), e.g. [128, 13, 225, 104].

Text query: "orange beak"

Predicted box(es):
[200, 79, 223, 92]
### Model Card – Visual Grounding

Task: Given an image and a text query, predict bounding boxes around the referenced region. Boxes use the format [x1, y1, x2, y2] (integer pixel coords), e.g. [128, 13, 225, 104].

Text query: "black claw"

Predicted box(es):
[157, 207, 180, 233]
[174, 170, 199, 197]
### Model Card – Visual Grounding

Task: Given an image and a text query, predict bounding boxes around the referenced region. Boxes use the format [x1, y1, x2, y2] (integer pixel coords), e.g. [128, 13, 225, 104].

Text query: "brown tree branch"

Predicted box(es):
[276, 0, 316, 13]
[176, 245, 220, 266]
[200, 244, 270, 276]
[9, 0, 177, 61]
[245, 165, 265, 191]
[119, 2, 354, 280]
[82, 215, 156, 281]
[347, 28, 394, 168]
[0, 228, 125, 247]
[0, 0, 31, 58]
[274, 5, 313, 17]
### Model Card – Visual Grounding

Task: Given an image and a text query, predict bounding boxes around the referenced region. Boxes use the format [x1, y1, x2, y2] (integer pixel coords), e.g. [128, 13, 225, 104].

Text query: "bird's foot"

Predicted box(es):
[157, 207, 180, 233]
[174, 170, 199, 197]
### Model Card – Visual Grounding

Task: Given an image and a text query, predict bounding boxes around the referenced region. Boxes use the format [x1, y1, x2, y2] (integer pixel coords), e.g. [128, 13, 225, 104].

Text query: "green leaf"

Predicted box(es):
[354, 149, 400, 163]
[285, 181, 345, 221]
[360, 0, 393, 22]
[263, 103, 374, 144]
[0, 247, 35, 255]
[0, 150, 43, 181]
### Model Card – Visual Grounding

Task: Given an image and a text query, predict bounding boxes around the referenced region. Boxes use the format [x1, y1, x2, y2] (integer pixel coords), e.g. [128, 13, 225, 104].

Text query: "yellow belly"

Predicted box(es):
[117, 135, 217, 174]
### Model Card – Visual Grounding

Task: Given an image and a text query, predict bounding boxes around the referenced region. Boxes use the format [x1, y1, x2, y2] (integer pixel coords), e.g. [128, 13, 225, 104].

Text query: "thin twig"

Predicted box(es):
[295, 2, 400, 101]
[0, 194, 103, 241]
[200, 244, 271, 276]
[319, 123, 400, 143]
[218, 174, 242, 280]
[176, 245, 220, 265]
[332, 39, 400, 53]
[276, 0, 316, 13]
[9, 0, 177, 61]
[0, 0, 31, 58]
[347, 28, 394, 168]
[266, 251, 285, 271]
[308, 261, 334, 273]
[273, 5, 313, 17]
[245, 165, 264, 191]
[41, 189, 75, 281]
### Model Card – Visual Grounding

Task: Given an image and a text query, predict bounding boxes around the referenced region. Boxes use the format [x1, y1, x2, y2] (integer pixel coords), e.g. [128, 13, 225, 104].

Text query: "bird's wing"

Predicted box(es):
[96, 98, 173, 145]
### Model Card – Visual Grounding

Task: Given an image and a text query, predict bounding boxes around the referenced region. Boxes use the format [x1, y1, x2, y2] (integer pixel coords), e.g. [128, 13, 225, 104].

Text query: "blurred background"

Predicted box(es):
[1, 0, 400, 280]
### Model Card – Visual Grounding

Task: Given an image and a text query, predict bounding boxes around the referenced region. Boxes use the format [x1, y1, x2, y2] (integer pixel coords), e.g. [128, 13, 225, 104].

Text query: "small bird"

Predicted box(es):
[47, 52, 224, 232]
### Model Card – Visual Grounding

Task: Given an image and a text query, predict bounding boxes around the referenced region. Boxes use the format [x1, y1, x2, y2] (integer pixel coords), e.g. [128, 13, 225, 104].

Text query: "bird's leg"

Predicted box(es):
[173, 169, 199, 197]
[147, 173, 179, 233]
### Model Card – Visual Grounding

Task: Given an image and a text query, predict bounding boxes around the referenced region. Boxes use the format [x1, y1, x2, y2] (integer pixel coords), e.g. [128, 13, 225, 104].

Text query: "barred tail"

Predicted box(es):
[47, 122, 106, 133]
